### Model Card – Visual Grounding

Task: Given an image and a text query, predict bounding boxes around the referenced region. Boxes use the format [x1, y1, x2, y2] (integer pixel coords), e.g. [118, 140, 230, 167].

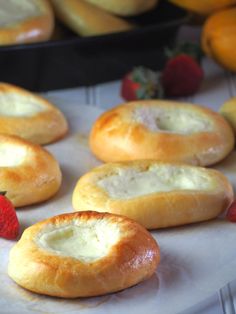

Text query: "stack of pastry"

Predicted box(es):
[0, 0, 159, 46]
[0, 82, 68, 206]
[50, 0, 159, 36]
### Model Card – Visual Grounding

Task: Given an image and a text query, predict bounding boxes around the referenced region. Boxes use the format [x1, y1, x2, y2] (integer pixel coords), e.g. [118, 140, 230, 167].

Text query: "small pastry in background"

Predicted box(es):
[89, 100, 235, 166]
[83, 0, 159, 17]
[0, 0, 54, 46]
[0, 134, 61, 207]
[202, 7, 236, 72]
[168, 0, 236, 16]
[219, 97, 236, 134]
[8, 211, 160, 297]
[72, 160, 234, 229]
[50, 0, 134, 37]
[0, 82, 68, 145]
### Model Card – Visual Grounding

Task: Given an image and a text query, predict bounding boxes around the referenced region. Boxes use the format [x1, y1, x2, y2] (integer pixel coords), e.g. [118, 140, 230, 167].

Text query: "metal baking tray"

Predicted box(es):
[0, 1, 189, 91]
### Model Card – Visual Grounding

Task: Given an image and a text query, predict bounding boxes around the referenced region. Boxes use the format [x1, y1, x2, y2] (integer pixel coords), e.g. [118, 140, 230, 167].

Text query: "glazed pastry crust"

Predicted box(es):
[0, 134, 62, 207]
[89, 100, 235, 166]
[0, 0, 54, 45]
[84, 0, 159, 16]
[50, 0, 134, 37]
[72, 160, 234, 229]
[0, 83, 68, 145]
[8, 211, 160, 298]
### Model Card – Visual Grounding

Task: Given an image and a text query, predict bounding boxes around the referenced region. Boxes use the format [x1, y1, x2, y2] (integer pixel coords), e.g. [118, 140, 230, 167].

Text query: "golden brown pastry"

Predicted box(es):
[219, 97, 236, 134]
[0, 0, 54, 46]
[84, 0, 159, 16]
[72, 160, 234, 229]
[0, 134, 61, 207]
[8, 211, 160, 298]
[89, 100, 234, 166]
[50, 0, 134, 37]
[0, 82, 68, 145]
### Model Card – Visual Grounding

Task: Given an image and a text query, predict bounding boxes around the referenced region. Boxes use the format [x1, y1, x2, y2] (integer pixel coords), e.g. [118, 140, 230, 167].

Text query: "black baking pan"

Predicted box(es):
[0, 1, 189, 92]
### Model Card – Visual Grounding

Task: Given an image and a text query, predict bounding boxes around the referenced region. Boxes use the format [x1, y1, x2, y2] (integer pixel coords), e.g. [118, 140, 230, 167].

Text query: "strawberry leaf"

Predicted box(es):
[165, 42, 203, 63]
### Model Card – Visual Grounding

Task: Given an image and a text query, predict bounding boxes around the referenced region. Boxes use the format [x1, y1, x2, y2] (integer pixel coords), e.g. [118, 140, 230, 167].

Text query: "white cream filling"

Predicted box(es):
[0, 93, 46, 117]
[98, 165, 214, 199]
[0, 0, 40, 27]
[0, 143, 27, 166]
[36, 220, 121, 262]
[133, 106, 214, 134]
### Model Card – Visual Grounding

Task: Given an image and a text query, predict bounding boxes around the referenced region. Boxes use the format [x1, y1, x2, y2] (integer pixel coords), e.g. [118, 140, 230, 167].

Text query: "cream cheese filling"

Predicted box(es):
[133, 106, 214, 134]
[98, 165, 214, 199]
[0, 143, 27, 166]
[0, 0, 40, 27]
[0, 93, 46, 117]
[36, 220, 121, 262]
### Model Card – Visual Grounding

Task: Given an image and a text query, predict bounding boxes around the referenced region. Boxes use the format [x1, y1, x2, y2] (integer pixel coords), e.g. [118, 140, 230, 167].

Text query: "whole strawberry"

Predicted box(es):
[120, 42, 204, 100]
[161, 42, 204, 97]
[0, 192, 19, 240]
[161, 54, 204, 97]
[121, 66, 163, 101]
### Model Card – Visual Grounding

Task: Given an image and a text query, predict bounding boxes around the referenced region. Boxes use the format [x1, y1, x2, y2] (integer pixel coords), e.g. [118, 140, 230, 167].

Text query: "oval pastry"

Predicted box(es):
[83, 0, 159, 16]
[0, 0, 54, 46]
[8, 211, 160, 298]
[0, 82, 68, 145]
[0, 134, 61, 207]
[51, 0, 134, 37]
[89, 100, 234, 166]
[72, 160, 234, 229]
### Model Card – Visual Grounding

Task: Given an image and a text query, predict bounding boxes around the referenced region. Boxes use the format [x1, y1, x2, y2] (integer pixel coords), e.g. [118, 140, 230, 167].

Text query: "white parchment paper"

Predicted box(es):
[1, 100, 236, 314]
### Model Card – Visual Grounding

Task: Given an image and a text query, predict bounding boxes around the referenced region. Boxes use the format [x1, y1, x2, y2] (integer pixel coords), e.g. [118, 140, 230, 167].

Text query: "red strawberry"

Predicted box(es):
[0, 192, 19, 240]
[161, 54, 204, 97]
[226, 200, 236, 222]
[121, 73, 140, 101]
[121, 67, 163, 101]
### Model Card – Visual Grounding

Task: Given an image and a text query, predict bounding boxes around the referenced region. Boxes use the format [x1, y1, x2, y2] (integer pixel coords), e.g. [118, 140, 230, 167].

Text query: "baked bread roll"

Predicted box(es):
[0, 0, 54, 46]
[72, 161, 234, 229]
[8, 211, 160, 298]
[89, 100, 235, 166]
[83, 0, 159, 16]
[0, 134, 61, 207]
[0, 82, 68, 145]
[219, 97, 236, 135]
[50, 0, 134, 37]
